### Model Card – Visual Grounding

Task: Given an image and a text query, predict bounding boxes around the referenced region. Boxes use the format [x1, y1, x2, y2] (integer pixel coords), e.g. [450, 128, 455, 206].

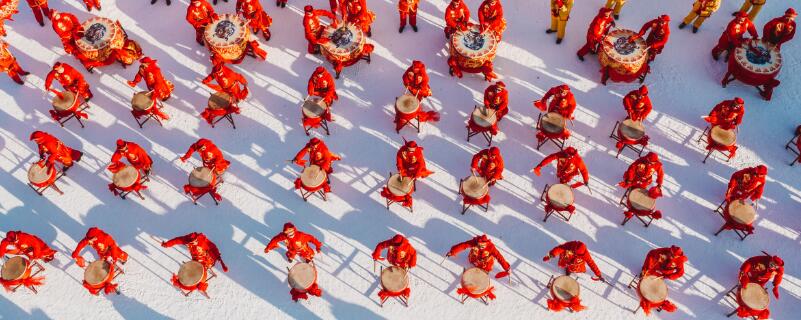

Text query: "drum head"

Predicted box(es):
[735, 39, 782, 76]
[388, 174, 414, 196]
[541, 112, 566, 134]
[621, 119, 645, 140]
[639, 275, 668, 303]
[629, 188, 656, 211]
[178, 261, 205, 287]
[472, 107, 497, 128]
[461, 267, 490, 295]
[462, 176, 489, 199]
[189, 167, 214, 188]
[113, 165, 139, 189]
[208, 92, 232, 110]
[1, 256, 28, 281]
[547, 184, 574, 209]
[131, 92, 153, 111]
[288, 263, 316, 290]
[552, 275, 580, 302]
[602, 29, 648, 63]
[77, 18, 117, 50]
[711, 126, 736, 146]
[452, 25, 499, 60]
[52, 91, 77, 111]
[300, 165, 326, 188]
[321, 24, 365, 56]
[28, 162, 55, 185]
[728, 200, 756, 225]
[84, 260, 111, 286]
[302, 96, 328, 118]
[204, 14, 247, 47]
[380, 266, 409, 293]
[395, 94, 419, 115]
[740, 283, 769, 311]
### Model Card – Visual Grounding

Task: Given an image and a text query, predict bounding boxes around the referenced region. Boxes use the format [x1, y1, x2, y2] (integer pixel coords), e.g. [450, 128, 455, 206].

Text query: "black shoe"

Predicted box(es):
[399, 25, 405, 33]
[276, 0, 280, 5]
[38, 20, 45, 27]
[678, 22, 687, 29]
[556, 38, 562, 44]
[366, 30, 372, 37]
[614, 15, 619, 20]
[412, 25, 418, 32]
[151, 0, 157, 4]
[166, 0, 171, 5]
[712, 52, 719, 61]
[281, 2, 286, 7]
[19, 70, 30, 76]
[545, 29, 556, 34]
[577, 53, 584, 61]
[692, 27, 699, 33]
[732, 11, 738, 16]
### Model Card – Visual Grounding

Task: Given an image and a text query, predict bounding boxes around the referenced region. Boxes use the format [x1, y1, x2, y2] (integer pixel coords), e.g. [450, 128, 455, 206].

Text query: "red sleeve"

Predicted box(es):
[637, 20, 653, 37]
[667, 259, 686, 280]
[110, 150, 123, 165]
[471, 152, 484, 171]
[535, 153, 559, 170]
[181, 146, 196, 161]
[72, 237, 90, 259]
[753, 177, 766, 200]
[478, 4, 487, 26]
[448, 241, 473, 256]
[583, 252, 602, 277]
[623, 93, 635, 115]
[293, 145, 309, 163]
[774, 266, 784, 287]
[163, 235, 191, 248]
[131, 68, 143, 85]
[306, 233, 322, 251]
[655, 163, 664, 186]
[748, 22, 758, 39]
[207, 240, 226, 270]
[265, 233, 287, 252]
[548, 245, 565, 258]
[483, 87, 492, 108]
[493, 247, 510, 271]
[541, 87, 556, 105]
[739, 257, 756, 286]
[641, 250, 656, 273]
[44, 71, 55, 92]
[396, 149, 406, 175]
[641, 97, 653, 120]
[0, 238, 10, 257]
[577, 158, 590, 184]
[565, 95, 577, 119]
[372, 240, 390, 259]
[408, 246, 417, 268]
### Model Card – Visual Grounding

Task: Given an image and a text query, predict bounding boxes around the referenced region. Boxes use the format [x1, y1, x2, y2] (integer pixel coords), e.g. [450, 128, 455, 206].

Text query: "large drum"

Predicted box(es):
[387, 173, 414, 197]
[460, 267, 490, 295]
[462, 176, 489, 200]
[84, 260, 114, 289]
[177, 261, 207, 288]
[204, 14, 250, 62]
[300, 165, 326, 189]
[638, 275, 668, 303]
[75, 17, 126, 62]
[732, 39, 782, 85]
[0, 0, 18, 21]
[208, 91, 232, 110]
[710, 126, 736, 147]
[28, 162, 56, 187]
[550, 275, 580, 302]
[471, 107, 497, 129]
[288, 262, 317, 292]
[620, 119, 645, 141]
[1, 256, 30, 283]
[599, 29, 648, 76]
[727, 199, 756, 225]
[112, 165, 140, 190]
[380, 266, 409, 294]
[546, 183, 574, 209]
[395, 94, 419, 115]
[540, 112, 566, 134]
[320, 23, 366, 63]
[450, 25, 500, 69]
[628, 188, 656, 212]
[131, 91, 155, 112]
[52, 91, 79, 113]
[739, 283, 769, 311]
[189, 167, 216, 188]
[302, 96, 328, 119]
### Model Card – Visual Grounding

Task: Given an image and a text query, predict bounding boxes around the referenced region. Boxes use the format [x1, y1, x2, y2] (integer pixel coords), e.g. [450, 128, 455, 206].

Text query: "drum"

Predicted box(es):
[52, 91, 79, 112]
[302, 96, 328, 119]
[300, 165, 326, 189]
[380, 266, 409, 294]
[131, 91, 154, 112]
[728, 200, 756, 225]
[75, 17, 126, 62]
[460, 267, 490, 295]
[540, 112, 566, 134]
[471, 107, 497, 129]
[177, 261, 207, 288]
[740, 282, 769, 311]
[450, 25, 500, 69]
[620, 119, 645, 141]
[320, 23, 366, 63]
[204, 14, 250, 62]
[599, 29, 649, 75]
[546, 184, 574, 209]
[189, 167, 216, 188]
[550, 275, 580, 302]
[28, 162, 56, 187]
[112, 165, 140, 190]
[733, 39, 782, 81]
[208, 91, 232, 110]
[388, 174, 414, 197]
[638, 275, 668, 303]
[0, 0, 18, 20]
[628, 188, 656, 212]
[395, 94, 419, 115]
[462, 176, 489, 199]
[288, 262, 317, 291]
[1, 256, 30, 282]
[84, 260, 113, 288]
[710, 126, 737, 147]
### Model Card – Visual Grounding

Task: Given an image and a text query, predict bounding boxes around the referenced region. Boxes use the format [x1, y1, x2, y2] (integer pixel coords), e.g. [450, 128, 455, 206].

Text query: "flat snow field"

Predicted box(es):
[1, 0, 800, 319]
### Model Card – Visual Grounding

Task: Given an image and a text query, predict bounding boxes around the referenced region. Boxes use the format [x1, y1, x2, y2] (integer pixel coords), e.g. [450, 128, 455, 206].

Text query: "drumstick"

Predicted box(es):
[439, 254, 449, 265]
[585, 184, 593, 195]
[373, 259, 377, 274]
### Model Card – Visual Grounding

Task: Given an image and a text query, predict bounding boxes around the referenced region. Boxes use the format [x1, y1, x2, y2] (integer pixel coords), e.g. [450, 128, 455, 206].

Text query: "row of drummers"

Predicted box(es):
[0, 224, 786, 317]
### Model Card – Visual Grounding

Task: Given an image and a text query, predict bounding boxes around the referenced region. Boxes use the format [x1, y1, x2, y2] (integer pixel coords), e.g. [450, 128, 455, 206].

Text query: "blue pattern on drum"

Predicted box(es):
[745, 45, 771, 65]
[214, 20, 236, 41]
[613, 37, 636, 55]
[331, 28, 354, 48]
[84, 23, 107, 44]
[462, 31, 486, 51]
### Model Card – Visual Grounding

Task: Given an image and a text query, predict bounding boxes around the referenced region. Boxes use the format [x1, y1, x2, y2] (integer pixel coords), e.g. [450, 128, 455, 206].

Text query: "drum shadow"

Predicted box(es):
[0, 295, 50, 320]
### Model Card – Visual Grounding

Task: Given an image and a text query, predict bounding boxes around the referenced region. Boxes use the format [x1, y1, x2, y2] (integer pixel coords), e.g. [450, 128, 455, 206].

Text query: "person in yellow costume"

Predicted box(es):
[604, 0, 626, 20]
[546, 0, 573, 44]
[734, 0, 766, 21]
[679, 0, 722, 33]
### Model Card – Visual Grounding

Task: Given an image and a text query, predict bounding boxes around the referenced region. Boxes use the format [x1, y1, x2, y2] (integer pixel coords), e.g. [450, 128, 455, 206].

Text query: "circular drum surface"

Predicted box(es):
[551, 275, 580, 302]
[288, 263, 316, 290]
[461, 267, 490, 295]
[541, 112, 566, 134]
[84, 260, 112, 286]
[599, 29, 648, 75]
[395, 94, 419, 115]
[710, 126, 737, 147]
[638, 275, 668, 303]
[321, 24, 365, 62]
[52, 91, 78, 111]
[131, 92, 154, 111]
[76, 17, 124, 61]
[302, 96, 328, 119]
[547, 184, 574, 209]
[472, 107, 497, 128]
[189, 167, 215, 188]
[113, 165, 139, 189]
[451, 25, 499, 69]
[388, 174, 414, 196]
[1, 256, 28, 281]
[300, 165, 326, 189]
[380, 266, 409, 293]
[620, 119, 646, 140]
[177, 261, 206, 287]
[28, 162, 55, 185]
[208, 92, 232, 110]
[728, 200, 756, 225]
[204, 14, 249, 61]
[740, 283, 769, 311]
[628, 188, 656, 211]
[462, 176, 489, 199]
[734, 39, 782, 76]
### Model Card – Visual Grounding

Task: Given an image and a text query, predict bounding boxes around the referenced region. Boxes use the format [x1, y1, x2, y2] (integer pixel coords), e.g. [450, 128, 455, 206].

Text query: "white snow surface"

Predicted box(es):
[1, 0, 800, 319]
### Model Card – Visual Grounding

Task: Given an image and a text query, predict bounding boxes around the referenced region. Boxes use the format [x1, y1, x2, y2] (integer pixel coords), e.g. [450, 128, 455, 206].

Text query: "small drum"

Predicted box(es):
[733, 39, 782, 81]
[320, 23, 366, 63]
[540, 112, 566, 134]
[460, 267, 490, 295]
[550, 275, 580, 302]
[112, 165, 140, 190]
[208, 91, 232, 110]
[638, 275, 668, 303]
[599, 29, 649, 75]
[462, 176, 489, 199]
[288, 262, 317, 292]
[620, 119, 645, 141]
[395, 94, 419, 115]
[471, 107, 497, 129]
[628, 188, 656, 212]
[52, 91, 79, 112]
[204, 14, 250, 62]
[75, 17, 126, 62]
[131, 91, 155, 112]
[1, 256, 30, 282]
[300, 165, 326, 189]
[740, 282, 769, 311]
[710, 126, 737, 147]
[546, 184, 574, 209]
[450, 25, 500, 69]
[388, 173, 414, 196]
[380, 266, 409, 294]
[189, 167, 216, 188]
[28, 162, 56, 187]
[0, 0, 18, 20]
[302, 96, 328, 119]
[177, 261, 207, 288]
[84, 260, 113, 288]
[728, 200, 756, 225]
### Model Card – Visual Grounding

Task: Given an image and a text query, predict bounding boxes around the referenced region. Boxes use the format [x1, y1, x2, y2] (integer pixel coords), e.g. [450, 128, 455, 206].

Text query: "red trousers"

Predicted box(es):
[576, 39, 600, 58]
[400, 12, 417, 28]
[29, 3, 50, 26]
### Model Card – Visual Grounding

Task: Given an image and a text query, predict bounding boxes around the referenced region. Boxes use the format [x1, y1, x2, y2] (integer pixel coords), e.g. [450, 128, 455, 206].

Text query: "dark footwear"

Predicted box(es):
[556, 38, 562, 44]
[151, 0, 157, 4]
[678, 22, 687, 29]
[412, 25, 418, 32]
[614, 15, 619, 20]
[712, 52, 719, 61]
[399, 25, 405, 33]
[281, 2, 286, 7]
[545, 29, 556, 34]
[692, 27, 699, 33]
[577, 54, 584, 61]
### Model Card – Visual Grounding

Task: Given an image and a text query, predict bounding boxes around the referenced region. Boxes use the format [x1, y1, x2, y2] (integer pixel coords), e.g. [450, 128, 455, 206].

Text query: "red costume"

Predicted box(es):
[264, 223, 322, 262]
[444, 0, 470, 38]
[26, 0, 50, 27]
[635, 15, 671, 62]
[447, 235, 510, 278]
[577, 8, 615, 60]
[544, 241, 603, 280]
[180, 138, 230, 175]
[623, 85, 652, 121]
[762, 8, 796, 49]
[704, 97, 745, 130]
[398, 0, 419, 33]
[236, 0, 272, 41]
[396, 140, 433, 180]
[641, 246, 687, 280]
[372, 234, 417, 269]
[0, 40, 30, 85]
[478, 0, 506, 36]
[0, 231, 56, 262]
[162, 233, 228, 271]
[203, 63, 249, 102]
[471, 147, 504, 184]
[483, 81, 509, 120]
[82, 0, 101, 12]
[341, 0, 375, 36]
[45, 62, 93, 101]
[534, 84, 576, 120]
[619, 152, 664, 197]
[30, 131, 83, 170]
[739, 255, 783, 298]
[712, 12, 758, 60]
[403, 60, 431, 100]
[303, 5, 336, 54]
[0, 0, 17, 37]
[72, 227, 128, 268]
[293, 137, 340, 174]
[128, 57, 174, 102]
[534, 147, 589, 188]
[50, 10, 82, 54]
[726, 165, 767, 202]
[308, 66, 338, 106]
[109, 139, 153, 175]
[186, 0, 217, 45]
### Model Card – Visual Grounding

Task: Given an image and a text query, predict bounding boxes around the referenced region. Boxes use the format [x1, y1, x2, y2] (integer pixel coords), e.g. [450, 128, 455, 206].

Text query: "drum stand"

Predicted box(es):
[378, 265, 409, 307]
[722, 284, 758, 319]
[178, 266, 216, 299]
[189, 178, 223, 206]
[540, 184, 574, 223]
[626, 273, 642, 289]
[466, 106, 494, 146]
[6, 258, 45, 294]
[784, 132, 800, 166]
[299, 182, 328, 202]
[211, 110, 237, 129]
[609, 121, 646, 158]
[460, 178, 489, 215]
[54, 100, 90, 128]
[304, 118, 330, 136]
[117, 185, 146, 201]
[546, 275, 580, 312]
[535, 113, 566, 151]
[134, 100, 166, 129]
[712, 200, 753, 241]
[394, 96, 422, 134]
[618, 188, 655, 227]
[697, 126, 735, 163]
[385, 173, 414, 213]
[28, 170, 65, 196]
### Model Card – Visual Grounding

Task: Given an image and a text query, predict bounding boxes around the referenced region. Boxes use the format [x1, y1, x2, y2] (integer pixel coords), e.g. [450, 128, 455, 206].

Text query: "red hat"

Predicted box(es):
[29, 131, 45, 142]
[736, 11, 748, 18]
[645, 152, 659, 162]
[755, 165, 767, 175]
[391, 234, 405, 244]
[116, 139, 126, 148]
[304, 5, 313, 12]
[309, 137, 321, 145]
[772, 256, 784, 267]
[475, 234, 490, 243]
[489, 146, 500, 156]
[558, 84, 569, 91]
[786, 8, 797, 17]
[194, 138, 212, 149]
[564, 146, 577, 156]
[283, 222, 296, 232]
[574, 242, 587, 254]
[85, 227, 103, 239]
[638, 85, 649, 95]
[734, 97, 744, 105]
[315, 66, 326, 73]
[6, 231, 18, 241]
[600, 7, 613, 14]
[659, 15, 670, 22]
[405, 140, 418, 149]
[670, 245, 683, 257]
[139, 56, 156, 64]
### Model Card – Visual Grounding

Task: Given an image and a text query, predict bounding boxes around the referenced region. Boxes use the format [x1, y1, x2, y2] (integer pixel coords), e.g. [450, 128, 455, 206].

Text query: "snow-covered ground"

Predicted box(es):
[1, 0, 800, 319]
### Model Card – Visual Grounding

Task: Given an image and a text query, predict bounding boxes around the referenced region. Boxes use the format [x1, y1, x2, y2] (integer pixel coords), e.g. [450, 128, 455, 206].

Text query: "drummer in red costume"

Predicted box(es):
[341, 0, 375, 37]
[544, 241, 604, 281]
[763, 8, 796, 49]
[398, 0, 419, 33]
[444, 0, 469, 39]
[623, 85, 652, 121]
[619, 152, 664, 197]
[533, 147, 589, 188]
[447, 235, 511, 278]
[186, 0, 217, 46]
[308, 66, 338, 106]
[50, 10, 82, 54]
[373, 234, 417, 269]
[483, 81, 508, 121]
[632, 15, 671, 63]
[534, 84, 576, 120]
[236, 0, 272, 41]
[180, 138, 230, 175]
[403, 60, 431, 100]
[45, 62, 93, 101]
[471, 147, 504, 186]
[293, 137, 341, 174]
[25, 0, 50, 27]
[740, 254, 783, 299]
[478, 0, 505, 37]
[0, 231, 57, 263]
[712, 12, 758, 61]
[0, 41, 30, 85]
[82, 0, 101, 12]
[30, 131, 83, 172]
[162, 232, 228, 272]
[265, 223, 322, 263]
[640, 246, 687, 280]
[109, 139, 153, 177]
[396, 140, 434, 180]
[303, 5, 336, 54]
[726, 165, 767, 202]
[128, 57, 174, 103]
[577, 8, 615, 61]
[203, 63, 249, 102]
[704, 97, 745, 130]
[72, 227, 128, 268]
